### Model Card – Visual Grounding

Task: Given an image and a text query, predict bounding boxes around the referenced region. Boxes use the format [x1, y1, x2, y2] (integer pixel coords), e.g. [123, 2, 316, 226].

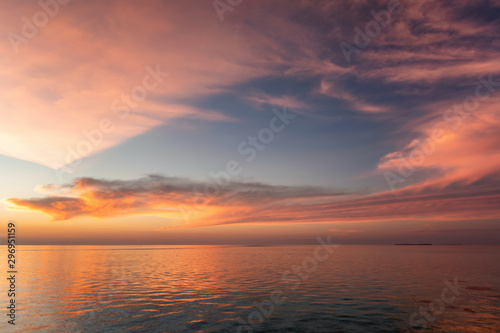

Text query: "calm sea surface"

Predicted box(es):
[1, 245, 499, 332]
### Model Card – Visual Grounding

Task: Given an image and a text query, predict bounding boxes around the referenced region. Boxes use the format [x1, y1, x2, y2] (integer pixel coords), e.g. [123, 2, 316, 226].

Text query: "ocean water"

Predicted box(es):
[1, 245, 499, 332]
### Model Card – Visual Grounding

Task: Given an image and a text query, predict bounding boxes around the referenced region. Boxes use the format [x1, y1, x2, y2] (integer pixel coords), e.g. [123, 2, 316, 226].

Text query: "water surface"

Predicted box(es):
[1, 245, 499, 332]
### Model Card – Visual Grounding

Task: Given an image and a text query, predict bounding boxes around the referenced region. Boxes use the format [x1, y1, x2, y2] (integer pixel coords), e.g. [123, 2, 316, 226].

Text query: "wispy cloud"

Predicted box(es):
[2, 0, 499, 174]
[6, 174, 500, 228]
[5, 175, 345, 222]
[245, 93, 310, 111]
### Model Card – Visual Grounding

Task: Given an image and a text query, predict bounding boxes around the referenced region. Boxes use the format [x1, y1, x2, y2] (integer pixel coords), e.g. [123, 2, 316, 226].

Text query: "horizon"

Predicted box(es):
[10, 241, 499, 246]
[13, 243, 500, 245]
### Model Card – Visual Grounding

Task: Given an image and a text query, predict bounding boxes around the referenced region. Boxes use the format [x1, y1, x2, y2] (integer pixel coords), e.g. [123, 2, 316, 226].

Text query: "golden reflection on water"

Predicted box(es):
[2, 245, 500, 332]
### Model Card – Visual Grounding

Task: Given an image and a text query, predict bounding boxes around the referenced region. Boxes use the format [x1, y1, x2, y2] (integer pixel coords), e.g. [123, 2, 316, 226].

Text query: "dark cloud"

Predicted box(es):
[7, 174, 500, 228]
[6, 175, 346, 221]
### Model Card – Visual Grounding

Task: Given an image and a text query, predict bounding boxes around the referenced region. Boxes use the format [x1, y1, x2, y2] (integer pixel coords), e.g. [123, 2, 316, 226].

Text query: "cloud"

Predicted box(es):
[378, 91, 500, 190]
[2, 0, 499, 171]
[328, 228, 360, 236]
[245, 93, 310, 111]
[0, 1, 296, 169]
[1, 0, 366, 170]
[5, 175, 345, 222]
[6, 174, 500, 229]
[317, 79, 388, 113]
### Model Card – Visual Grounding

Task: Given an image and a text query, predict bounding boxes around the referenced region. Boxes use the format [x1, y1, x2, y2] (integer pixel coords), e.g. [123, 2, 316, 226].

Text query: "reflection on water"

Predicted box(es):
[1, 245, 499, 332]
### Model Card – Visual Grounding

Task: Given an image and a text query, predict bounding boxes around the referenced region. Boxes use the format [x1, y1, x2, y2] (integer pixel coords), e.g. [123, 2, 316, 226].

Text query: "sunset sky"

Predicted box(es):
[1, 0, 500, 244]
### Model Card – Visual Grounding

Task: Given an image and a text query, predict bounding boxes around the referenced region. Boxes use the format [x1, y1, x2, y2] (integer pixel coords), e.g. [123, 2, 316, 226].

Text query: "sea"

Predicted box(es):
[1, 245, 499, 332]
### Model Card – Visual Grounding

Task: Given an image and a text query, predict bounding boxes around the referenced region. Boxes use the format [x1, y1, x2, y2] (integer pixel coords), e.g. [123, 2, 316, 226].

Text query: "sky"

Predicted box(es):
[1, 0, 500, 244]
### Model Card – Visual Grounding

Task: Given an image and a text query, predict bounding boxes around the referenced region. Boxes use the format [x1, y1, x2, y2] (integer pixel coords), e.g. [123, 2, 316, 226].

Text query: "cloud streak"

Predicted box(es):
[2, 0, 499, 174]
[6, 174, 500, 229]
